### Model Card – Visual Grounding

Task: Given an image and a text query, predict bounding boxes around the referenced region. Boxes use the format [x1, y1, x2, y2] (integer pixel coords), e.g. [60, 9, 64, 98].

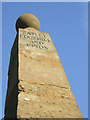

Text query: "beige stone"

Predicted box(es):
[17, 27, 83, 118]
[16, 14, 40, 31]
[5, 14, 83, 119]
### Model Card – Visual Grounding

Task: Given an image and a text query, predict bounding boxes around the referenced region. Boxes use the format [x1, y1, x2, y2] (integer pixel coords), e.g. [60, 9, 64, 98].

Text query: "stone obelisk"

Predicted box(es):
[5, 14, 83, 119]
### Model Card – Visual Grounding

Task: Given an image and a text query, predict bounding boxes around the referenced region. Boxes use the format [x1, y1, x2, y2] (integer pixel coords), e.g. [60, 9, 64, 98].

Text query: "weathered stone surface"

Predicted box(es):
[17, 27, 83, 118]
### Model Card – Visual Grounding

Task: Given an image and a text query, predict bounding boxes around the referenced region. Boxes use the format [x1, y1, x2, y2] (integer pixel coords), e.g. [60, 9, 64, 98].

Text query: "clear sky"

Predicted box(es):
[1, 2, 88, 119]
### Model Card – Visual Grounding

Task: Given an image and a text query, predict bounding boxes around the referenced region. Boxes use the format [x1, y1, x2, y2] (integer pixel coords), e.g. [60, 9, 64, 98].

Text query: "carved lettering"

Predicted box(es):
[20, 31, 50, 50]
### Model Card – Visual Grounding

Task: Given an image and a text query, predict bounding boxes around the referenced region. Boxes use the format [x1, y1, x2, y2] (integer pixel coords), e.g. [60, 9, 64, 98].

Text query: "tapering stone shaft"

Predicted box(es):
[5, 14, 83, 119]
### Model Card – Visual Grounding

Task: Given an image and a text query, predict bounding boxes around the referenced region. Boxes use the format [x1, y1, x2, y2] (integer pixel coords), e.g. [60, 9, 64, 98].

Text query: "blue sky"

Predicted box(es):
[1, 2, 88, 119]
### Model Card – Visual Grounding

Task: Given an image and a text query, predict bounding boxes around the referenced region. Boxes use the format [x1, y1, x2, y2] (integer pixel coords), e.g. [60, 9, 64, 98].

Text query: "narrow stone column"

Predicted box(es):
[5, 14, 83, 119]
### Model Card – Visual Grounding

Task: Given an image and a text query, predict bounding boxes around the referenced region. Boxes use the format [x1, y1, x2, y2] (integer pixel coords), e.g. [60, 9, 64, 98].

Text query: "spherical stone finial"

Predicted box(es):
[16, 14, 40, 31]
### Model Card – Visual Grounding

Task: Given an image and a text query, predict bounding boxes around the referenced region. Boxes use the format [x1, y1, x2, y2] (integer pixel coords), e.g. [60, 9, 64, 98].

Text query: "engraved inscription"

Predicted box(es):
[20, 31, 50, 50]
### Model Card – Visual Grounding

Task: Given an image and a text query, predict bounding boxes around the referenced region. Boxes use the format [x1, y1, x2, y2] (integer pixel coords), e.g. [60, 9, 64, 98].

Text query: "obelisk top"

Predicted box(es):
[16, 14, 40, 31]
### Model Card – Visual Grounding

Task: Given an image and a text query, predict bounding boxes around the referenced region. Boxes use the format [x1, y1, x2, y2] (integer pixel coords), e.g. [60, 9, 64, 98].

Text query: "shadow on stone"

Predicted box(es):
[4, 34, 19, 119]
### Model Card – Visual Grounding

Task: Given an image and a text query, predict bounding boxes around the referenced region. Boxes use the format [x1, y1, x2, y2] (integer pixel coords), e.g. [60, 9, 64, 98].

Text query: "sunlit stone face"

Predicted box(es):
[19, 28, 55, 51]
[17, 27, 83, 118]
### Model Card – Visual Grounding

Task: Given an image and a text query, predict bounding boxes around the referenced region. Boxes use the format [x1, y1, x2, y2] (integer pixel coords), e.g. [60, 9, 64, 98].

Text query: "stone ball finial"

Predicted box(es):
[16, 14, 40, 31]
